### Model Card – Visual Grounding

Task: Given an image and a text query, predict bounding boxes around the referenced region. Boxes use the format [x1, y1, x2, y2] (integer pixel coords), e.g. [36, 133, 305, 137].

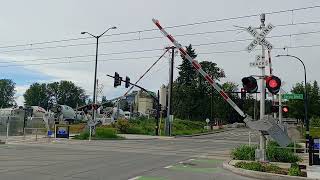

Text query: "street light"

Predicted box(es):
[81, 26, 117, 122]
[275, 54, 311, 165]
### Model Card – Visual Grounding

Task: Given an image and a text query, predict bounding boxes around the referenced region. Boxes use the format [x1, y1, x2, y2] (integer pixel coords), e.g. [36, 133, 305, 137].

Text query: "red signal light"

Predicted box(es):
[268, 79, 278, 88]
[282, 106, 289, 113]
[266, 75, 281, 94]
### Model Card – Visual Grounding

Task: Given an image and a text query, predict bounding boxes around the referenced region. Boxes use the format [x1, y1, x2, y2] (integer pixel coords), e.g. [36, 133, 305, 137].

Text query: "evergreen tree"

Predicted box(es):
[177, 44, 197, 86]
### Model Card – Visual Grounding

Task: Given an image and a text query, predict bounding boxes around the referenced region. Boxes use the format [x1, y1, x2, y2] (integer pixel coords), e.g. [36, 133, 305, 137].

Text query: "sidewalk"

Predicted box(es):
[307, 165, 320, 179]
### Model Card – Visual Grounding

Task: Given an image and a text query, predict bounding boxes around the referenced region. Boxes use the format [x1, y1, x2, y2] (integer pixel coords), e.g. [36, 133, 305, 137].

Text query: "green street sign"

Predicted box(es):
[282, 94, 304, 100]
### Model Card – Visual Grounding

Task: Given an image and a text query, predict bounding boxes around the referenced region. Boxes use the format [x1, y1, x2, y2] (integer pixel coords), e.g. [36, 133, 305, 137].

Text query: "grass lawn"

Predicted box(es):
[298, 126, 320, 138]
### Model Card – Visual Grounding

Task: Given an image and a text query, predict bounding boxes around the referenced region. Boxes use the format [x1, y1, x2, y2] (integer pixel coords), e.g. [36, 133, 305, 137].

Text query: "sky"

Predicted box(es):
[0, 0, 319, 105]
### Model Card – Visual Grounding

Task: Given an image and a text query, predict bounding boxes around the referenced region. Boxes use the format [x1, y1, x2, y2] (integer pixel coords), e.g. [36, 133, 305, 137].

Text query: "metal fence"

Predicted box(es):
[0, 115, 49, 143]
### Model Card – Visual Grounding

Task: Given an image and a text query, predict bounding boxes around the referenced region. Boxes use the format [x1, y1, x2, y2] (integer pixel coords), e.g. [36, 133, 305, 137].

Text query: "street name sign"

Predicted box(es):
[282, 94, 303, 100]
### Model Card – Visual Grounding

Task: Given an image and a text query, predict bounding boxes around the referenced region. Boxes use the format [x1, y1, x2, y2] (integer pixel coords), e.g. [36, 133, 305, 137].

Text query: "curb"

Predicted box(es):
[222, 159, 319, 180]
[118, 135, 175, 141]
[175, 128, 230, 137]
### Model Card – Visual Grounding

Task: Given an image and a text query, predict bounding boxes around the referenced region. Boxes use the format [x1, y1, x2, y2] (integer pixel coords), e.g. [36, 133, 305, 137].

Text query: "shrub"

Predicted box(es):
[115, 119, 130, 133]
[266, 141, 301, 163]
[73, 131, 90, 140]
[127, 126, 145, 134]
[95, 128, 119, 139]
[287, 142, 303, 153]
[235, 162, 287, 175]
[288, 163, 302, 176]
[310, 117, 320, 127]
[231, 145, 256, 161]
[235, 161, 263, 171]
[264, 164, 287, 175]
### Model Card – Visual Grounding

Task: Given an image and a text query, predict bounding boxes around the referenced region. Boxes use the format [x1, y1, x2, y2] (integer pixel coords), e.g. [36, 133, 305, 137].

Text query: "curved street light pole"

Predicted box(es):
[275, 54, 311, 165]
[81, 26, 117, 122]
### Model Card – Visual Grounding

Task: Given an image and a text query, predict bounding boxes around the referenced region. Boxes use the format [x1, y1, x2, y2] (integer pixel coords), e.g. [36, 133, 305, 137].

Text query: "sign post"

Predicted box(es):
[246, 14, 274, 162]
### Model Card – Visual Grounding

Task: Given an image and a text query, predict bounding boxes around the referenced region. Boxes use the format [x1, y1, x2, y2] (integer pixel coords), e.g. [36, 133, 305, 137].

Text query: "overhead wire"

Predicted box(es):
[2, 42, 320, 68]
[0, 5, 319, 49]
[1, 20, 320, 54]
[1, 28, 320, 65]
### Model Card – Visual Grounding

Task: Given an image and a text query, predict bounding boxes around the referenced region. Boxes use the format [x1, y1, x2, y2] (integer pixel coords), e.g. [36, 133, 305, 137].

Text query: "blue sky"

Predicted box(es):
[1, 63, 53, 86]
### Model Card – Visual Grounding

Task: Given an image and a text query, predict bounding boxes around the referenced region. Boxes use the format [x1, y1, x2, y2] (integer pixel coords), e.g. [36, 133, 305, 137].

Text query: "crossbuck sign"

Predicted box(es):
[246, 23, 274, 53]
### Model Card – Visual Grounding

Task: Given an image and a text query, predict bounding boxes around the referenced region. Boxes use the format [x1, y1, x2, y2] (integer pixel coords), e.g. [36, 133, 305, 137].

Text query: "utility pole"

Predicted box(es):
[259, 13, 267, 162]
[166, 46, 175, 136]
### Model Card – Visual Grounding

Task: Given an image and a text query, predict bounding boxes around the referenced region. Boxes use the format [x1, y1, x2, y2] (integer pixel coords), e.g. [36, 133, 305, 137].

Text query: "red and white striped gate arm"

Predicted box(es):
[152, 18, 246, 118]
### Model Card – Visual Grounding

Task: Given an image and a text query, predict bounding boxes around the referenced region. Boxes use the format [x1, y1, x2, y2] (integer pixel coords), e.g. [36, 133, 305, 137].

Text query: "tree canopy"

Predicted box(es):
[24, 80, 87, 109]
[0, 79, 16, 108]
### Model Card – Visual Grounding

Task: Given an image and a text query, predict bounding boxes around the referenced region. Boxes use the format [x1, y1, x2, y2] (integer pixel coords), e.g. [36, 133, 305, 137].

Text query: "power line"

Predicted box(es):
[199, 43, 320, 55]
[2, 28, 320, 64]
[0, 5, 319, 49]
[0, 55, 162, 67]
[2, 43, 320, 68]
[2, 20, 320, 54]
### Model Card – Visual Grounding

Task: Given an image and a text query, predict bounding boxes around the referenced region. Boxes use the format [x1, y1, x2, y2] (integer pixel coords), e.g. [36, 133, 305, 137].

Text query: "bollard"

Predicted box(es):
[35, 128, 38, 141]
[6, 117, 9, 144]
[89, 126, 92, 141]
[23, 128, 26, 140]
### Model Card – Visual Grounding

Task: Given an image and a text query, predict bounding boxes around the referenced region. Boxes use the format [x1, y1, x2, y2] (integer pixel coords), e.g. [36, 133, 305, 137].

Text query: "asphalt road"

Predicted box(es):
[0, 128, 260, 180]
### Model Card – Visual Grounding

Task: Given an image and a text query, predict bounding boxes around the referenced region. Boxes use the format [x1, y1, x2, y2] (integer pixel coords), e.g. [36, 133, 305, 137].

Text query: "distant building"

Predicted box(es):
[134, 90, 155, 115]
[107, 90, 156, 116]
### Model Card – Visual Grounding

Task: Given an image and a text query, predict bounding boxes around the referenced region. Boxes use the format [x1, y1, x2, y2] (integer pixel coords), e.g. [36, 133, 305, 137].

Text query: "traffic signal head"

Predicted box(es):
[241, 88, 246, 99]
[282, 105, 289, 113]
[242, 76, 258, 93]
[271, 105, 278, 113]
[266, 75, 281, 94]
[125, 76, 130, 88]
[114, 72, 121, 87]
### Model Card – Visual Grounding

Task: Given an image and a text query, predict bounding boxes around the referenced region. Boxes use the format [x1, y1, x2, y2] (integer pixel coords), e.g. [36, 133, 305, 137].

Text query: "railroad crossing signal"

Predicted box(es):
[282, 105, 289, 113]
[266, 75, 281, 94]
[249, 55, 269, 68]
[246, 23, 274, 52]
[241, 76, 258, 93]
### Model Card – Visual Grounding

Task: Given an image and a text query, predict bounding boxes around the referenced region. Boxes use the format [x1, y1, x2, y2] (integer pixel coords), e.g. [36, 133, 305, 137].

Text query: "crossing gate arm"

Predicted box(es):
[152, 18, 246, 118]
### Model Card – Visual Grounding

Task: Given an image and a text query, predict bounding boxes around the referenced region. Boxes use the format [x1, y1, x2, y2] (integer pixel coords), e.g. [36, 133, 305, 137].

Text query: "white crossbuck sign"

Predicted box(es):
[246, 23, 274, 52]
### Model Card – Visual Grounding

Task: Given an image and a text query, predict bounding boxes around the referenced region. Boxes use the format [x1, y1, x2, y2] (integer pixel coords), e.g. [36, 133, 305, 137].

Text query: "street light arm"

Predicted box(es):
[81, 32, 97, 38]
[99, 26, 117, 38]
[276, 54, 306, 74]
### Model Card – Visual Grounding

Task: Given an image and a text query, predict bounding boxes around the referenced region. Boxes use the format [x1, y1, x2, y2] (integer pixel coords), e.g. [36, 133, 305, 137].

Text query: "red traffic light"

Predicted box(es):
[268, 79, 278, 88]
[266, 75, 281, 94]
[282, 106, 289, 113]
[240, 88, 246, 99]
